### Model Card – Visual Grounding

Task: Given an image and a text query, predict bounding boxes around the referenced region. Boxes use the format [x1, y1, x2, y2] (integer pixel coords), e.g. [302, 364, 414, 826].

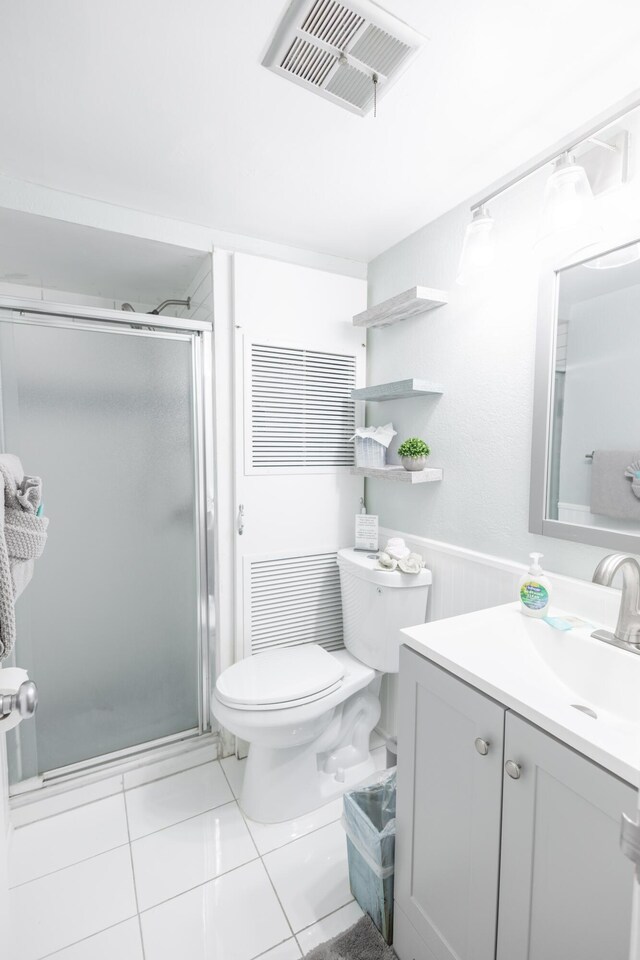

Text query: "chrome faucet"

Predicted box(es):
[592, 553, 640, 653]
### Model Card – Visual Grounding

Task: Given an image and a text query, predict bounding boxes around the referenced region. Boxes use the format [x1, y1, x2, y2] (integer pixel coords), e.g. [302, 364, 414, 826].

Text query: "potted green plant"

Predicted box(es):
[397, 437, 431, 472]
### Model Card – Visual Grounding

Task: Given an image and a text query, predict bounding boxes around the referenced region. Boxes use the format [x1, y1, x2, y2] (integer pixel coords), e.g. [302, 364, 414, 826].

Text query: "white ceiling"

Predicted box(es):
[1, 0, 640, 263]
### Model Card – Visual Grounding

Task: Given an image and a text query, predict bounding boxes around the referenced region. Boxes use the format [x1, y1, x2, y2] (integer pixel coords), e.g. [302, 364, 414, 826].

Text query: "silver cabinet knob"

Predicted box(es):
[474, 738, 490, 756]
[505, 760, 521, 780]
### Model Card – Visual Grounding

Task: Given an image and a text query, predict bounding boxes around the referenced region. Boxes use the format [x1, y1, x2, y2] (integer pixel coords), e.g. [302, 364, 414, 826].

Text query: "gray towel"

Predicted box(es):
[0, 456, 49, 661]
[590, 449, 640, 521]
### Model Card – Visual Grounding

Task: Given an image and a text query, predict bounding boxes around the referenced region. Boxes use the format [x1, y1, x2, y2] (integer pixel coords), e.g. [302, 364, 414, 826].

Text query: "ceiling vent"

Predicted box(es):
[263, 0, 425, 116]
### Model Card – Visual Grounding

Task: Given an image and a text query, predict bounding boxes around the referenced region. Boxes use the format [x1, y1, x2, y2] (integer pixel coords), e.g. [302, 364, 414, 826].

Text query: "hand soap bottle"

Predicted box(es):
[519, 553, 551, 618]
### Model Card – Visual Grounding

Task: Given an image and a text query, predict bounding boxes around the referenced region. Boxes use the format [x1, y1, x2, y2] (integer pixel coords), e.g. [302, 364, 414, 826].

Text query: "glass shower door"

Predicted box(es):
[0, 313, 207, 784]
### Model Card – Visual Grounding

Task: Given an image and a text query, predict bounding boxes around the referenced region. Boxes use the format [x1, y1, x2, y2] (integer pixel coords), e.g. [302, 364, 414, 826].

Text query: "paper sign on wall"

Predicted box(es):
[355, 514, 379, 552]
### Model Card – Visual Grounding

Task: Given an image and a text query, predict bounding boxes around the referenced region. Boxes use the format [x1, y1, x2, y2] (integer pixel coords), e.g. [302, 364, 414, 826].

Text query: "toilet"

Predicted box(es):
[211, 547, 431, 822]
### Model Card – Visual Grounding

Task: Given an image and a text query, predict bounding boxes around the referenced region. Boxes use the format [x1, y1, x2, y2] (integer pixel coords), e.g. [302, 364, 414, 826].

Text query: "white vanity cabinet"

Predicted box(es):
[395, 645, 637, 960]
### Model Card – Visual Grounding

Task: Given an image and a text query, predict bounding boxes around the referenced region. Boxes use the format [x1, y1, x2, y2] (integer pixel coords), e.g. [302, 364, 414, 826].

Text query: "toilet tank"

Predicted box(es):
[337, 547, 431, 673]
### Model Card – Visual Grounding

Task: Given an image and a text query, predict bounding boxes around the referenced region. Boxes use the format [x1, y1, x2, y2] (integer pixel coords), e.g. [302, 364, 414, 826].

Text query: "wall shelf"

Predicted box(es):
[350, 465, 443, 483]
[351, 378, 443, 402]
[353, 286, 448, 329]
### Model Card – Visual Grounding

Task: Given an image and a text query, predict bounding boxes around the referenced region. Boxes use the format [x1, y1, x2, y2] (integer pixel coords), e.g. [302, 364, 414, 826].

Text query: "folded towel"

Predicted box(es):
[0, 455, 49, 660]
[590, 450, 640, 522]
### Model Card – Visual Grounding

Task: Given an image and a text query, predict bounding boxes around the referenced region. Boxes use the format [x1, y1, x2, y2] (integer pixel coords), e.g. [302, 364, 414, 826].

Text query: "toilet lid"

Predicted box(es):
[216, 645, 345, 708]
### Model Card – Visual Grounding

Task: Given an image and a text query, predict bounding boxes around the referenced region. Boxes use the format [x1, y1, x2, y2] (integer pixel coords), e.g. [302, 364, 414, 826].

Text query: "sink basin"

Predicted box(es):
[401, 602, 640, 786]
[527, 618, 640, 727]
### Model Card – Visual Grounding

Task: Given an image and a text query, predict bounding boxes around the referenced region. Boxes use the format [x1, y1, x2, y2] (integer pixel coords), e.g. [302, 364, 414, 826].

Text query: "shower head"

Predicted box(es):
[148, 297, 191, 316]
[120, 297, 192, 316]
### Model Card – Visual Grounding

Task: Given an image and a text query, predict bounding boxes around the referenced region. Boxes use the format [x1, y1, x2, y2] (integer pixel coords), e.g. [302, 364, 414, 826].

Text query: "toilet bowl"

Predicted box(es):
[212, 547, 431, 823]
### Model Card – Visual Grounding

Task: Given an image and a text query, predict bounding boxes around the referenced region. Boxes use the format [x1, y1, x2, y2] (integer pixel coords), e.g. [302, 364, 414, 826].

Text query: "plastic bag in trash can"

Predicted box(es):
[342, 767, 397, 943]
[342, 767, 396, 876]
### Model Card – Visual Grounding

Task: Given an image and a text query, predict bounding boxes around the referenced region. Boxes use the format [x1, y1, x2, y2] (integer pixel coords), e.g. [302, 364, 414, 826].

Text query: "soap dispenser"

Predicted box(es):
[519, 553, 551, 618]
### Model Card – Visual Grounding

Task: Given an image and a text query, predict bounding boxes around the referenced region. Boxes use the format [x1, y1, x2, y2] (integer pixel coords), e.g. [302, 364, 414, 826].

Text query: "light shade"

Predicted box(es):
[456, 205, 496, 285]
[535, 152, 601, 256]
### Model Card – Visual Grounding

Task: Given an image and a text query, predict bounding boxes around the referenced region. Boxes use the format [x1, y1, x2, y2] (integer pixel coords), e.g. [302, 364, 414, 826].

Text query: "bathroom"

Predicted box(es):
[1, 1, 640, 957]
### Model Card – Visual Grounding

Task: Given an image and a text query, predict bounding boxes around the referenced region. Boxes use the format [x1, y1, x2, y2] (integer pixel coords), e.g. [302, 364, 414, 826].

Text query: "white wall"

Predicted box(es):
[366, 174, 640, 581]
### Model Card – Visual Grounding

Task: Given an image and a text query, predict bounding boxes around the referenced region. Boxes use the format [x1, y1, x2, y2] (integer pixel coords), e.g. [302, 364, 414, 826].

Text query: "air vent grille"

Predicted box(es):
[349, 23, 410, 75]
[281, 37, 336, 86]
[263, 0, 424, 116]
[326, 62, 374, 110]
[249, 552, 344, 654]
[250, 342, 356, 470]
[301, 0, 364, 48]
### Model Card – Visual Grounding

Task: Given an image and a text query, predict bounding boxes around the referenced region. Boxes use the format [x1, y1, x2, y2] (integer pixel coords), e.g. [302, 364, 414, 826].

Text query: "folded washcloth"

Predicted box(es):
[0, 457, 49, 660]
[377, 552, 398, 571]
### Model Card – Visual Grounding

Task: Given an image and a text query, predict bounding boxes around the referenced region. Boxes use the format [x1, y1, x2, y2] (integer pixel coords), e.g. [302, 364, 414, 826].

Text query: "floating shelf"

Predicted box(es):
[353, 286, 448, 329]
[351, 378, 443, 402]
[350, 465, 443, 483]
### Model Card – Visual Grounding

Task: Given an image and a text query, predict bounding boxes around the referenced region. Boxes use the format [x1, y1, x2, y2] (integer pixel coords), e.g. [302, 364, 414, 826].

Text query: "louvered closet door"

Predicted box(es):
[233, 253, 366, 661]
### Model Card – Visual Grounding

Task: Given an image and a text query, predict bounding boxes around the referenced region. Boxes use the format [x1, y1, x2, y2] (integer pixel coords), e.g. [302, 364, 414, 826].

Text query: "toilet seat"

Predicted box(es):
[215, 645, 345, 711]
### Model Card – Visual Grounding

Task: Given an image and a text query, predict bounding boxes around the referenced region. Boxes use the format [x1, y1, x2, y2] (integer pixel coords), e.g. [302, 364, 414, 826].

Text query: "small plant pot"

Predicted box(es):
[401, 455, 427, 472]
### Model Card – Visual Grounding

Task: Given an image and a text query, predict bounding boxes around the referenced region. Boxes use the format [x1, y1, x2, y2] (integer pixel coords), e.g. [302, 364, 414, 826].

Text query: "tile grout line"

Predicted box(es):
[39, 917, 140, 960]
[122, 786, 147, 960]
[294, 897, 358, 954]
[10, 778, 125, 829]
[11, 748, 219, 830]
[9, 837, 131, 890]
[127, 795, 238, 844]
[220, 760, 299, 945]
[136, 854, 263, 915]
[122, 749, 219, 793]
[250, 936, 303, 960]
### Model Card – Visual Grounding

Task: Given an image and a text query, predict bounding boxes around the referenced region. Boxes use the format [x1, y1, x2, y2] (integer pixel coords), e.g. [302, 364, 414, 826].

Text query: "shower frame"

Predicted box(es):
[0, 294, 217, 796]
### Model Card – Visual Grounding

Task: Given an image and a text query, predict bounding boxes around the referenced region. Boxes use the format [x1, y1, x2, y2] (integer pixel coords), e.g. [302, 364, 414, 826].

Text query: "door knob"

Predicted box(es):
[505, 760, 522, 780]
[0, 681, 38, 720]
[474, 738, 490, 756]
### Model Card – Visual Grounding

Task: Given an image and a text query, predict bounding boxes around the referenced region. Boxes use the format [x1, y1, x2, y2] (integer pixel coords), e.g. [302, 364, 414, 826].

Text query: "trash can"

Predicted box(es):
[342, 768, 396, 944]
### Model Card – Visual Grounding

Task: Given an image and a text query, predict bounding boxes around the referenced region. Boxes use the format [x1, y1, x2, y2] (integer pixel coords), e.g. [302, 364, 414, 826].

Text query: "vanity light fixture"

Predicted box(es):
[453, 89, 640, 285]
[455, 205, 496, 285]
[534, 152, 601, 256]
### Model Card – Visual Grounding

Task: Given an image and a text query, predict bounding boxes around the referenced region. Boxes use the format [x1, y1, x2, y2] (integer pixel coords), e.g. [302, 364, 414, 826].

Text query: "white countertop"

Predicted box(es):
[401, 602, 640, 787]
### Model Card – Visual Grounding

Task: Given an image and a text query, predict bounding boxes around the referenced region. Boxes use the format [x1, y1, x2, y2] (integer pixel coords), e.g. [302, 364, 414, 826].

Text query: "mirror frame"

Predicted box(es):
[529, 226, 640, 552]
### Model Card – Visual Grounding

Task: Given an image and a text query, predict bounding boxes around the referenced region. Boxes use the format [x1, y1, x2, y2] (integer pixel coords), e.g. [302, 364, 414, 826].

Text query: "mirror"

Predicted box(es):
[530, 236, 640, 551]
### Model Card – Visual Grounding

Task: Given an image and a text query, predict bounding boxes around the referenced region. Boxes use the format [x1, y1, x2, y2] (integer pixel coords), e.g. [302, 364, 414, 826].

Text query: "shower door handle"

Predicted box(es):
[237, 504, 245, 536]
[0, 681, 38, 721]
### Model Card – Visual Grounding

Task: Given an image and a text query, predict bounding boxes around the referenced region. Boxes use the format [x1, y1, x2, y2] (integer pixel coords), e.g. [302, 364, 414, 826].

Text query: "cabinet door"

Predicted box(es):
[498, 712, 637, 960]
[395, 647, 506, 960]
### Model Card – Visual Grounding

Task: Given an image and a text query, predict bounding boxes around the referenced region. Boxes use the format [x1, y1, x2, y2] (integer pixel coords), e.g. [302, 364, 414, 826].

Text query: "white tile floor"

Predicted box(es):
[9, 741, 388, 960]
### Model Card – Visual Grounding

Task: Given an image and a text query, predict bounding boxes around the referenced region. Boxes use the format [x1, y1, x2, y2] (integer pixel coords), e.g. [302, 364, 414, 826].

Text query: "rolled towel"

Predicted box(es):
[398, 552, 426, 575]
[384, 537, 410, 561]
[377, 552, 398, 571]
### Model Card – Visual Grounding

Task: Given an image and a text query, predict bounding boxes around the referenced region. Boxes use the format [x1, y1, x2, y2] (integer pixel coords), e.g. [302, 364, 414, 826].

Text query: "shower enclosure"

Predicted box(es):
[0, 297, 214, 790]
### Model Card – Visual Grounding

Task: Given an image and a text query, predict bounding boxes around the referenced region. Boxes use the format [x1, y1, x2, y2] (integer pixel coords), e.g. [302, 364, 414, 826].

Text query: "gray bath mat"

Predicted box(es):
[304, 915, 396, 959]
